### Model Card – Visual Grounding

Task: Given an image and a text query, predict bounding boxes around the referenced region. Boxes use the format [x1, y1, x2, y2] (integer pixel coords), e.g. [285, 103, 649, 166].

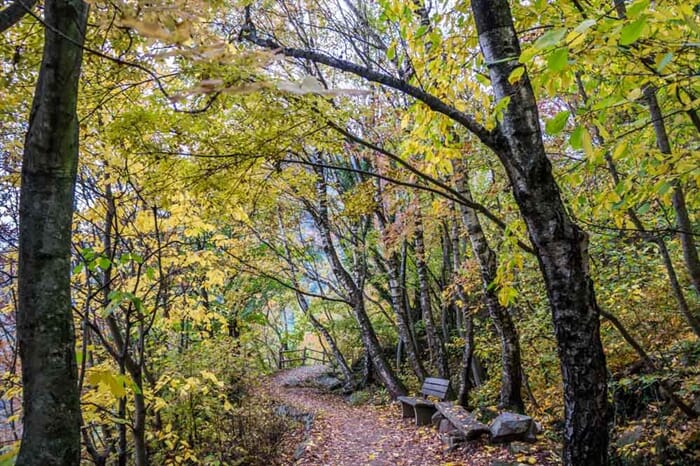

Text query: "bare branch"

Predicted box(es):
[239, 17, 498, 150]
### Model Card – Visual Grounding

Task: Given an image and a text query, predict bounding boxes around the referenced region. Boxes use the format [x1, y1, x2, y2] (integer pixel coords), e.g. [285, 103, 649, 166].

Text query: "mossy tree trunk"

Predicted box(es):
[16, 0, 88, 465]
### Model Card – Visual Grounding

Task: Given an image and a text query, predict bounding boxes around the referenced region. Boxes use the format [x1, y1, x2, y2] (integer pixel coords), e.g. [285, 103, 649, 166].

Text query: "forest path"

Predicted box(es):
[269, 366, 520, 466]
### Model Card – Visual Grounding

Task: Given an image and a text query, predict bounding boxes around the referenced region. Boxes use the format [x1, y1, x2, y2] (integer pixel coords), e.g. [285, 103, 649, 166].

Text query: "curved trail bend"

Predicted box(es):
[269, 366, 537, 466]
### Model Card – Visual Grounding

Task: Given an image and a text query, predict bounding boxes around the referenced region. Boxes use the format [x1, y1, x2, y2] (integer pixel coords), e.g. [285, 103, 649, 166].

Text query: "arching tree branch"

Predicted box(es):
[0, 0, 38, 34]
[239, 16, 498, 150]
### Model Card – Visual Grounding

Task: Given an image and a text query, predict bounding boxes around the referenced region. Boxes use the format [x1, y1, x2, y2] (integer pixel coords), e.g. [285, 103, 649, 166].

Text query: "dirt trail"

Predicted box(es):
[269, 366, 530, 466]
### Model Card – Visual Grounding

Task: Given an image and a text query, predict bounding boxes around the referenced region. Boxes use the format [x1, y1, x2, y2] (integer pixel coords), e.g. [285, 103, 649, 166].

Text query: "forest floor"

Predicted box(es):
[268, 366, 558, 466]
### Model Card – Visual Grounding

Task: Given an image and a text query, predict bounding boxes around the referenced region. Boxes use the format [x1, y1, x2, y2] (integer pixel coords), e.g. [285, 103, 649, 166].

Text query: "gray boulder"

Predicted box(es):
[489, 412, 537, 443]
[314, 374, 343, 391]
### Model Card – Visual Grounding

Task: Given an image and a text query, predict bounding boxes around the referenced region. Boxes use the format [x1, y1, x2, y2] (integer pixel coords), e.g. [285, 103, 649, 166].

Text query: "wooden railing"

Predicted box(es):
[278, 348, 329, 369]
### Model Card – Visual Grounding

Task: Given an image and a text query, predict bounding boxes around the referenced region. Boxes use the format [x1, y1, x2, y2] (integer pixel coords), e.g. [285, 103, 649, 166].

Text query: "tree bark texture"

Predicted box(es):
[16, 1, 88, 465]
[453, 170, 524, 413]
[386, 252, 428, 381]
[470, 1, 609, 464]
[133, 381, 147, 466]
[457, 310, 474, 409]
[414, 212, 449, 378]
[0, 0, 39, 33]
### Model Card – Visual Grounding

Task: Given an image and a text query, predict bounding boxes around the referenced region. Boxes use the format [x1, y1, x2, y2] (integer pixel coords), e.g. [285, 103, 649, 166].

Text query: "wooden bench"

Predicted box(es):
[397, 377, 451, 426]
[435, 401, 490, 439]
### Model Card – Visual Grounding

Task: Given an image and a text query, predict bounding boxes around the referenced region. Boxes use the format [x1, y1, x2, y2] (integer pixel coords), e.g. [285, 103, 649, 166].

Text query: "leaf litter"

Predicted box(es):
[267, 366, 558, 465]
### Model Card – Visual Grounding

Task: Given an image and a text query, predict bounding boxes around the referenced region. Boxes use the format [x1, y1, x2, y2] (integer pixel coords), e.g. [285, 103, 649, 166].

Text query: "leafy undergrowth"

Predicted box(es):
[146, 338, 295, 466]
[269, 367, 558, 465]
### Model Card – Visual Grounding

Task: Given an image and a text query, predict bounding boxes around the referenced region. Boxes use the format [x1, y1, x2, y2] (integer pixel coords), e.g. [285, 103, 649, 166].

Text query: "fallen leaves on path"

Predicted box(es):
[268, 367, 558, 465]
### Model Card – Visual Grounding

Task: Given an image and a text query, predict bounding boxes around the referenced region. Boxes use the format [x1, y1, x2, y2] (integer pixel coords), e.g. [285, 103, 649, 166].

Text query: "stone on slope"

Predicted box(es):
[314, 375, 343, 391]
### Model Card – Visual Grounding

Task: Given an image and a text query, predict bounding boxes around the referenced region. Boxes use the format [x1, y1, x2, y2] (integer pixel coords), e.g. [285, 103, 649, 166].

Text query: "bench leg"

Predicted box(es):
[400, 402, 414, 419]
[414, 405, 436, 426]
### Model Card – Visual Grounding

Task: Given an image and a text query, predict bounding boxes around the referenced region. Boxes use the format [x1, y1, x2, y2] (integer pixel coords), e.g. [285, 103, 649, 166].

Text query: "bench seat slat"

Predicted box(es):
[421, 379, 450, 399]
[397, 396, 434, 407]
[435, 401, 490, 440]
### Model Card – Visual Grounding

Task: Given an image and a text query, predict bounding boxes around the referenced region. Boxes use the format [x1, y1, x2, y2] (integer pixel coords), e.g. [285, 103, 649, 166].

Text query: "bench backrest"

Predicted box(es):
[420, 377, 451, 400]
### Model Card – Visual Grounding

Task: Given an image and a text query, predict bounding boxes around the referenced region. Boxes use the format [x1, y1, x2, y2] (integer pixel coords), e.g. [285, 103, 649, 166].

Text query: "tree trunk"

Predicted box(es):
[457, 310, 474, 409]
[644, 85, 700, 297]
[360, 351, 372, 388]
[387, 252, 428, 381]
[353, 296, 407, 397]
[16, 1, 88, 465]
[655, 238, 700, 336]
[453, 168, 524, 412]
[0, 0, 40, 33]
[613, 0, 627, 18]
[671, 185, 700, 296]
[396, 337, 404, 368]
[117, 395, 127, 466]
[574, 74, 700, 336]
[373, 187, 428, 381]
[400, 240, 422, 357]
[312, 166, 406, 397]
[414, 212, 449, 378]
[133, 382, 147, 466]
[277, 208, 355, 390]
[471, 1, 609, 464]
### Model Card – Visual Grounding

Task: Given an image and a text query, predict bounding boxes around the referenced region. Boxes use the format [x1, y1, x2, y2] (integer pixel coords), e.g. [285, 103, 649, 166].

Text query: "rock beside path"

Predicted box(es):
[489, 412, 538, 443]
[276, 364, 333, 387]
[275, 364, 344, 391]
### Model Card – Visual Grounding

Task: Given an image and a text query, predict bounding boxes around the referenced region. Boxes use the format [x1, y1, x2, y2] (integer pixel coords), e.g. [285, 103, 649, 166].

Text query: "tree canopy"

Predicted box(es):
[1, 1, 698, 465]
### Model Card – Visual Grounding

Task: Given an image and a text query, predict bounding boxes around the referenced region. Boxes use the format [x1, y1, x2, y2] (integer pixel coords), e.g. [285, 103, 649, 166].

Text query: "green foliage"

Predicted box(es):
[150, 337, 291, 465]
[348, 387, 391, 406]
[1, 0, 698, 463]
